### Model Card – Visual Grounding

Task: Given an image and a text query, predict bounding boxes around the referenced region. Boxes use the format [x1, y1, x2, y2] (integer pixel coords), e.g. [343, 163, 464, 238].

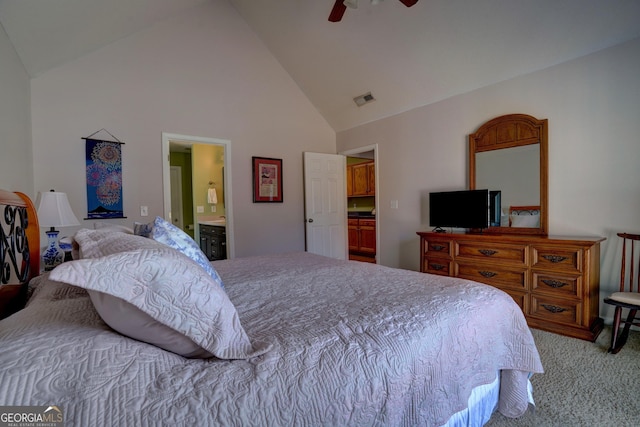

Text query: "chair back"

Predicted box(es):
[617, 233, 640, 293]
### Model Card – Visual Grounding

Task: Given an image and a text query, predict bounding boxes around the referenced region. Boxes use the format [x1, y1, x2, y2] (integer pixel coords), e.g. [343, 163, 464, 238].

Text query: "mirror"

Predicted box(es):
[469, 114, 548, 235]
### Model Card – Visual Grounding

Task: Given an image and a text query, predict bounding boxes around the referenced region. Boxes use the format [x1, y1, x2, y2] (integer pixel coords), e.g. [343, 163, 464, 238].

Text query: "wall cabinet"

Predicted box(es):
[349, 218, 376, 262]
[417, 231, 605, 341]
[200, 224, 227, 261]
[347, 161, 375, 196]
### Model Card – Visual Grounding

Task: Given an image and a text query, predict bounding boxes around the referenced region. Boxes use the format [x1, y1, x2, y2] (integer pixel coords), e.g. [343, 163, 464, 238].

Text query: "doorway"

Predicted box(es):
[340, 144, 380, 264]
[161, 133, 235, 259]
[169, 166, 184, 230]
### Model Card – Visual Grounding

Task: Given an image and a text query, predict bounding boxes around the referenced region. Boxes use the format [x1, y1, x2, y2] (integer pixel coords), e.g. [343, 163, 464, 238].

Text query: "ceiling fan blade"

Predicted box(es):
[328, 0, 347, 22]
[398, 0, 419, 6]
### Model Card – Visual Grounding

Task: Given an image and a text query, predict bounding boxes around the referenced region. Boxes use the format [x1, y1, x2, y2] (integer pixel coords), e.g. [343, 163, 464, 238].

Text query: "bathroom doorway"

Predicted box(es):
[161, 132, 235, 259]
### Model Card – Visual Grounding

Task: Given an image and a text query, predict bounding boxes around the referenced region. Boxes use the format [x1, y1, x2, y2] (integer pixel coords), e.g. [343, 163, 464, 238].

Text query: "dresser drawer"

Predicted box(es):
[455, 241, 527, 265]
[423, 258, 451, 275]
[348, 219, 359, 226]
[532, 272, 581, 298]
[455, 262, 527, 291]
[530, 294, 582, 327]
[532, 245, 582, 273]
[423, 238, 452, 257]
[200, 224, 226, 235]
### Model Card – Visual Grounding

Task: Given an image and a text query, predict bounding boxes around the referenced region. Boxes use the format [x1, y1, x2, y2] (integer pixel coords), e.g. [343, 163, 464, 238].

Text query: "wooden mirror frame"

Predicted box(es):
[469, 114, 548, 235]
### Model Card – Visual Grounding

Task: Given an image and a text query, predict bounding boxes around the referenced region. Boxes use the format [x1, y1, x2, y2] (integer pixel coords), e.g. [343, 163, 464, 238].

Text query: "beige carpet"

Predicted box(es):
[485, 326, 640, 427]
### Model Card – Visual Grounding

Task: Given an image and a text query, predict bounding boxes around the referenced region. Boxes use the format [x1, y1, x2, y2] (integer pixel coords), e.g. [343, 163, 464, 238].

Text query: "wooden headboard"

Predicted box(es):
[0, 189, 40, 318]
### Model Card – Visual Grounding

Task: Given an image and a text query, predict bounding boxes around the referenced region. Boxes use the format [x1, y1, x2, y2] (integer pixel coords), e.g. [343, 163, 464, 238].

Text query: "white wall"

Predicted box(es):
[337, 37, 640, 321]
[0, 22, 32, 194]
[30, 0, 335, 257]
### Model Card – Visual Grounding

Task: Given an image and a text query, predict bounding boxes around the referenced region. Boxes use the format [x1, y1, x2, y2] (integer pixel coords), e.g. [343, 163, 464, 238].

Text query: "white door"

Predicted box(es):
[304, 152, 347, 259]
[170, 166, 184, 230]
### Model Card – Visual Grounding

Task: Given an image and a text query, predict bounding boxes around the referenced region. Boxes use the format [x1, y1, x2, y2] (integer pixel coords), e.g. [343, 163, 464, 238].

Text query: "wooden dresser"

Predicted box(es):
[417, 231, 605, 341]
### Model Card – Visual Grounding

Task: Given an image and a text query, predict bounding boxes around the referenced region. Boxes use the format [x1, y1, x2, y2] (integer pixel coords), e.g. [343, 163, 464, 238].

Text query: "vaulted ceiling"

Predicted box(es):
[1, 0, 639, 131]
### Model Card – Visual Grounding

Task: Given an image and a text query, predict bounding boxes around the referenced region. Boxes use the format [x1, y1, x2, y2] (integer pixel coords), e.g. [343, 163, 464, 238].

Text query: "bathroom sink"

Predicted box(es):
[199, 218, 226, 226]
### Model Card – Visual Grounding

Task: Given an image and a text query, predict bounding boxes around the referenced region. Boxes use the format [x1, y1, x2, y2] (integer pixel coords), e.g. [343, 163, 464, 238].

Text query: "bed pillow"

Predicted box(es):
[74, 228, 163, 259]
[510, 213, 540, 228]
[133, 221, 153, 238]
[50, 246, 270, 360]
[93, 221, 134, 234]
[147, 216, 224, 288]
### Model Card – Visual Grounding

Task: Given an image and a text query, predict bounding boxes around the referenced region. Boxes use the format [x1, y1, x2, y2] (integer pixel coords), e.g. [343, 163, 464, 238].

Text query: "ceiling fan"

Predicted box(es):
[329, 0, 419, 22]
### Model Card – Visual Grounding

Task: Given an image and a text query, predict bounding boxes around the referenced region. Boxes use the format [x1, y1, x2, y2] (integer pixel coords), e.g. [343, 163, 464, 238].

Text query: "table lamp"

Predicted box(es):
[37, 190, 80, 271]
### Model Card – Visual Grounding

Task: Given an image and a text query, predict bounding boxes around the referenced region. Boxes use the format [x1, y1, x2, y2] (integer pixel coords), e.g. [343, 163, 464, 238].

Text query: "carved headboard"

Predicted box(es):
[0, 189, 40, 318]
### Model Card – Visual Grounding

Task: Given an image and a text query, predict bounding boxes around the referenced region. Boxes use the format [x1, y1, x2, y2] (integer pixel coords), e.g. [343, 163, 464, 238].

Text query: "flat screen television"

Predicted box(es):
[429, 189, 490, 230]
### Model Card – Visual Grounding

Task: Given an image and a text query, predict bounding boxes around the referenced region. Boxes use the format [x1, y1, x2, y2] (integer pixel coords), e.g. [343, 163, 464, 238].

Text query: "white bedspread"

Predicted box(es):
[0, 252, 542, 426]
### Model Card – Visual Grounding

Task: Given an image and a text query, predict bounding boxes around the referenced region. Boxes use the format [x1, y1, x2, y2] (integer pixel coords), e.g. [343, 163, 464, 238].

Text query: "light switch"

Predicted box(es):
[140, 206, 148, 216]
[197, 206, 204, 213]
[390, 200, 399, 209]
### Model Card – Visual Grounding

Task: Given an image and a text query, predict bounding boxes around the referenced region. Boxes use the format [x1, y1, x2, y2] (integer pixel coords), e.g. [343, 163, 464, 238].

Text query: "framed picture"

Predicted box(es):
[252, 156, 283, 203]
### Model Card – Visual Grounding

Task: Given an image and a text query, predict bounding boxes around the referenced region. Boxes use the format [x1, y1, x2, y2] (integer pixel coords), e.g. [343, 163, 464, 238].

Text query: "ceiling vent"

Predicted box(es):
[353, 92, 375, 107]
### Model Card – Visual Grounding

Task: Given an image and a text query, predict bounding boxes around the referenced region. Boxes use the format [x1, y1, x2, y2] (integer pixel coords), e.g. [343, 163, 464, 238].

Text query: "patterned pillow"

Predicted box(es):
[50, 245, 270, 360]
[148, 216, 224, 289]
[133, 221, 153, 237]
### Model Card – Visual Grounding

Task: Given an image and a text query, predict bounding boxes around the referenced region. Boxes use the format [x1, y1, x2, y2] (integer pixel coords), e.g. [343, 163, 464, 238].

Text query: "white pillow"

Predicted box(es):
[50, 245, 270, 359]
[89, 291, 212, 358]
[74, 228, 160, 259]
[510, 214, 540, 228]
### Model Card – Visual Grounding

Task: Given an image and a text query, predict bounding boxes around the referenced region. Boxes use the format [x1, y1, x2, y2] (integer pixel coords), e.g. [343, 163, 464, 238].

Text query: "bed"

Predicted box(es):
[0, 189, 543, 426]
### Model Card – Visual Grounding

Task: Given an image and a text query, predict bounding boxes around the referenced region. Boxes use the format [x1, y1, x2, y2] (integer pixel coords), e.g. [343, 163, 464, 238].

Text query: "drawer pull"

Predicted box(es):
[479, 271, 497, 278]
[542, 255, 568, 263]
[541, 279, 568, 288]
[478, 249, 497, 256]
[429, 263, 446, 271]
[541, 304, 567, 314]
[431, 244, 446, 251]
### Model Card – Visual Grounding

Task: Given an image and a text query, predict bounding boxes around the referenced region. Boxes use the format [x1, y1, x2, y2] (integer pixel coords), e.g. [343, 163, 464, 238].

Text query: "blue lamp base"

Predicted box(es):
[42, 228, 64, 271]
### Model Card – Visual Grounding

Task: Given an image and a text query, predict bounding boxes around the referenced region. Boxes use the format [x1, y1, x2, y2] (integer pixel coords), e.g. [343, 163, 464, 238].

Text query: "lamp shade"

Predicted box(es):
[37, 191, 80, 228]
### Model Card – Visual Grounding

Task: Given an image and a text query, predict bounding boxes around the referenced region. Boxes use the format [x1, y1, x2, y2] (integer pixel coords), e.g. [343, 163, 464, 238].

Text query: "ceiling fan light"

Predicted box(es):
[344, 0, 359, 9]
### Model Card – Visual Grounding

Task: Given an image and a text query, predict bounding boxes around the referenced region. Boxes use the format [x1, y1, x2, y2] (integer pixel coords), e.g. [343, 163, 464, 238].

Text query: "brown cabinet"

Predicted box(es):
[349, 218, 376, 262]
[417, 231, 605, 341]
[347, 161, 375, 196]
[200, 224, 227, 261]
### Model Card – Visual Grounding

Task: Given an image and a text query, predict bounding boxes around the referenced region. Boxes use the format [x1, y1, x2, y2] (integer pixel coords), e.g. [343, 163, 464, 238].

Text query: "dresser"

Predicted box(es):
[417, 231, 605, 341]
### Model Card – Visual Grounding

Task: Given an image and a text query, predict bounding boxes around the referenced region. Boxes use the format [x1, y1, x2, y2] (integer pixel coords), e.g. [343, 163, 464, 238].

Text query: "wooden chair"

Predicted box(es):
[603, 233, 640, 354]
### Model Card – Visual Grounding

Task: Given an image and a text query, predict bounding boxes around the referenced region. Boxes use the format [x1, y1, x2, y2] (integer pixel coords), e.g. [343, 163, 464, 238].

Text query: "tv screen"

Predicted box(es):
[429, 189, 489, 230]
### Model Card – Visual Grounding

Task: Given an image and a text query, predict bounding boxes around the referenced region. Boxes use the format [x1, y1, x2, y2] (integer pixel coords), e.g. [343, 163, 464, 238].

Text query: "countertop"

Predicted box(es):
[348, 212, 375, 219]
[198, 217, 226, 227]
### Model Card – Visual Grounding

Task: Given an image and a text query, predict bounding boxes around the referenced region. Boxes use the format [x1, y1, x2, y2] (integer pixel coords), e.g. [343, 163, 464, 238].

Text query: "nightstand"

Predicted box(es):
[0, 284, 27, 320]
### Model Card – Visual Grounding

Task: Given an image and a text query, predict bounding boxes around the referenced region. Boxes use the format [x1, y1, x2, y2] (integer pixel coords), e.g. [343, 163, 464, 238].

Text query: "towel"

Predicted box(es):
[207, 188, 218, 204]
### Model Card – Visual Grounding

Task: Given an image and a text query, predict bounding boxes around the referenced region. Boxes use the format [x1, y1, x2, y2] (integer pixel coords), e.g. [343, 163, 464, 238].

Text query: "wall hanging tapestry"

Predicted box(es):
[83, 129, 125, 219]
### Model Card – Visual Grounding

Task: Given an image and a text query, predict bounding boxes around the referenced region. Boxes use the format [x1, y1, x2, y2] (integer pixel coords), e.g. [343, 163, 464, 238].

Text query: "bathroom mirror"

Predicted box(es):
[469, 114, 548, 235]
